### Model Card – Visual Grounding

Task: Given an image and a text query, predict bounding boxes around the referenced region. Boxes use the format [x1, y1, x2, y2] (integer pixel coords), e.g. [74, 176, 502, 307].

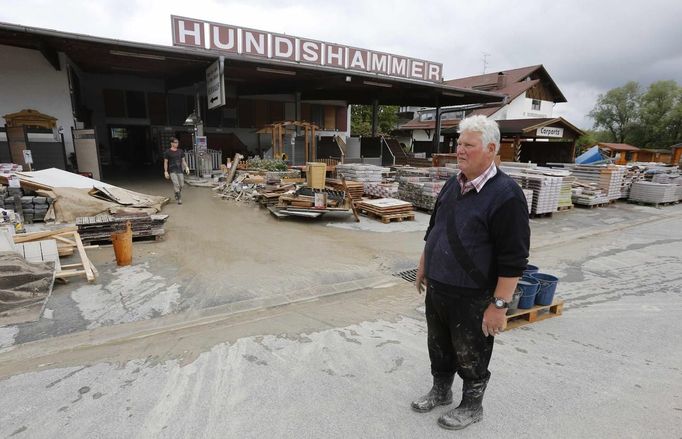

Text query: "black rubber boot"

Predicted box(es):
[411, 375, 454, 413]
[437, 378, 487, 430]
[175, 192, 181, 204]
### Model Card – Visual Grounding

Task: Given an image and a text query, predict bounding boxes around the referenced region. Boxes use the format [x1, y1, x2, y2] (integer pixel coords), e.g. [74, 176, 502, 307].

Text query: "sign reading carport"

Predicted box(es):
[536, 126, 564, 138]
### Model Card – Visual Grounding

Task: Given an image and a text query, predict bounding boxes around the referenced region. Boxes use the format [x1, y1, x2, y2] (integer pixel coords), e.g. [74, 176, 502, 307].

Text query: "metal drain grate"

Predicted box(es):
[393, 268, 418, 283]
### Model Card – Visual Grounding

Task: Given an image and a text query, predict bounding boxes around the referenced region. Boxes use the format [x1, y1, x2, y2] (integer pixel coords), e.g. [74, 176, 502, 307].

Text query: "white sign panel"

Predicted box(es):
[22, 150, 33, 165]
[536, 126, 564, 138]
[206, 59, 225, 109]
[173, 15, 443, 83]
[196, 136, 208, 153]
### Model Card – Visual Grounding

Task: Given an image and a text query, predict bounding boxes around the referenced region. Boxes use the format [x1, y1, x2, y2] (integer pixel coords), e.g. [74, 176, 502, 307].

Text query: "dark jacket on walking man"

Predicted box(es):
[412, 115, 530, 430]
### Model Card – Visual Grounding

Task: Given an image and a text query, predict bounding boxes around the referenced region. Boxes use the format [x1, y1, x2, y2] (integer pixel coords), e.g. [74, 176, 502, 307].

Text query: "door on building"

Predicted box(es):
[107, 125, 152, 172]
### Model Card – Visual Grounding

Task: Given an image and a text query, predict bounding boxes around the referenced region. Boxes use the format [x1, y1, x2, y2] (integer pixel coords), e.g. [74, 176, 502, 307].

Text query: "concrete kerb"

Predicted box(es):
[530, 206, 682, 251]
[0, 274, 401, 370]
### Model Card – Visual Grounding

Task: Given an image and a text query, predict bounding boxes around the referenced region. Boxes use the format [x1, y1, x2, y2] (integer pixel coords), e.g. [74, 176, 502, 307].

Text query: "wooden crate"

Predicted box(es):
[306, 162, 327, 189]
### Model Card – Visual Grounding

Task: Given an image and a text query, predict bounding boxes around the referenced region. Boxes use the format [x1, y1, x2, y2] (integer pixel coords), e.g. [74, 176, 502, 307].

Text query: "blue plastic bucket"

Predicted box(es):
[507, 287, 523, 314]
[516, 277, 539, 309]
[523, 264, 539, 276]
[532, 273, 559, 306]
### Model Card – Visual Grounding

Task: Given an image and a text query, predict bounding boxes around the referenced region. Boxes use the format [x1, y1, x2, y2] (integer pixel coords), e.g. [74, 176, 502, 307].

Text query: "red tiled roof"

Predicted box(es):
[598, 143, 640, 152]
[445, 64, 566, 103]
[446, 65, 542, 89]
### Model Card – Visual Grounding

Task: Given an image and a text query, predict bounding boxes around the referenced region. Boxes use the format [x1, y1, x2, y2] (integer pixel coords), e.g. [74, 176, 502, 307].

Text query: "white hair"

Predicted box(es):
[458, 115, 501, 153]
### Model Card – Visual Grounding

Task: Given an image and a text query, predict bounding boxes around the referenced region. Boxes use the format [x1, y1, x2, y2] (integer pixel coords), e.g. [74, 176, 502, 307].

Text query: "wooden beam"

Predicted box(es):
[38, 41, 61, 71]
[13, 226, 78, 244]
[73, 231, 95, 282]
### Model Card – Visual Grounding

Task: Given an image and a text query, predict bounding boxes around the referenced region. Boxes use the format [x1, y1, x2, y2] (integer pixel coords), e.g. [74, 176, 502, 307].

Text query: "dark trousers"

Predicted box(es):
[425, 281, 494, 382]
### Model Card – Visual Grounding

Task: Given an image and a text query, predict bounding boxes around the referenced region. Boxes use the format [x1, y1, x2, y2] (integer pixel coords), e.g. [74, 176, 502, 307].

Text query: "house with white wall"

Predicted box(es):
[396, 65, 568, 154]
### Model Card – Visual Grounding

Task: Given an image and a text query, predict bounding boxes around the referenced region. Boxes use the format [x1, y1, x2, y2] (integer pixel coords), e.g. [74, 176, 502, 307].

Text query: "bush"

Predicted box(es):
[245, 158, 288, 171]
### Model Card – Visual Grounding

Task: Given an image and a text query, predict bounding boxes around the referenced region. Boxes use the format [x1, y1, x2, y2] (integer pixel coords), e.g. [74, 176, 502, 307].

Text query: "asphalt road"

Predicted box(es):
[1, 204, 681, 438]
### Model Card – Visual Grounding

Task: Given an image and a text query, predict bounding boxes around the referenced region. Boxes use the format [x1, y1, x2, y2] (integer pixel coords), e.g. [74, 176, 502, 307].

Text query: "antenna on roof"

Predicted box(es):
[482, 52, 491, 74]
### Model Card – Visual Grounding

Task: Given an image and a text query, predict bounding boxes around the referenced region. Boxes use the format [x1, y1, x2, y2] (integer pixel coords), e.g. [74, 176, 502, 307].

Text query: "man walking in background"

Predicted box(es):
[412, 115, 530, 430]
[163, 137, 190, 204]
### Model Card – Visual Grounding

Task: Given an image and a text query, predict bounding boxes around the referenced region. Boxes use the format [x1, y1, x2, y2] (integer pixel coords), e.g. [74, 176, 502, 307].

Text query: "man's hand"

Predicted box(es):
[164, 172, 170, 180]
[416, 252, 427, 295]
[482, 304, 507, 337]
[184, 167, 190, 175]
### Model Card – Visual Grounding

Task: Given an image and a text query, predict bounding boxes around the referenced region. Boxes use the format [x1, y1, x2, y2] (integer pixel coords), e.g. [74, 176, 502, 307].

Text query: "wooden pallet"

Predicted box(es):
[627, 200, 679, 208]
[359, 208, 415, 223]
[556, 205, 573, 211]
[573, 202, 608, 209]
[504, 299, 564, 331]
[530, 211, 553, 219]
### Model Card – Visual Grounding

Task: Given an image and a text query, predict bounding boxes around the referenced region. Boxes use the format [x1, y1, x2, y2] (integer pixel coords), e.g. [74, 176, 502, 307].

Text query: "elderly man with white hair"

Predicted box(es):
[412, 115, 530, 430]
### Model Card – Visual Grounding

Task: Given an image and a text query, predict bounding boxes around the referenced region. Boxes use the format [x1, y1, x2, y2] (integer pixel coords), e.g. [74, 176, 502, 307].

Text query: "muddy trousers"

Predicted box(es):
[169, 172, 184, 194]
[425, 282, 493, 384]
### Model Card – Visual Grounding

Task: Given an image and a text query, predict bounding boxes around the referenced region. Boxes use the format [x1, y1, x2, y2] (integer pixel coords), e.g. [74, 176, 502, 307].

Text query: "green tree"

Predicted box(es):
[589, 81, 641, 143]
[350, 105, 399, 136]
[636, 80, 682, 148]
[575, 130, 611, 155]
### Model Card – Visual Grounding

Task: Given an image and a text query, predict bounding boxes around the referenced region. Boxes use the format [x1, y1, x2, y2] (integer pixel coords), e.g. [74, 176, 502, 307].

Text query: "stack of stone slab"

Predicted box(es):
[363, 182, 399, 198]
[571, 186, 610, 206]
[629, 181, 679, 204]
[396, 166, 459, 211]
[336, 164, 388, 183]
[20, 196, 51, 223]
[76, 212, 167, 244]
[0, 163, 22, 175]
[569, 165, 625, 201]
[621, 166, 645, 198]
[503, 169, 562, 215]
[522, 189, 534, 213]
[558, 176, 575, 209]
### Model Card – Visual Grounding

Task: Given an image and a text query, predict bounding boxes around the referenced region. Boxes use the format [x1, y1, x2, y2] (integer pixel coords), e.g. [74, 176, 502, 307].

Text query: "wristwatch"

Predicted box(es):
[491, 297, 509, 309]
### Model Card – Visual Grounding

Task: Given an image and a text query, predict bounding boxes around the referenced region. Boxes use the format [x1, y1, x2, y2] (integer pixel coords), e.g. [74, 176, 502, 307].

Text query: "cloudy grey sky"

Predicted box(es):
[2, 0, 681, 129]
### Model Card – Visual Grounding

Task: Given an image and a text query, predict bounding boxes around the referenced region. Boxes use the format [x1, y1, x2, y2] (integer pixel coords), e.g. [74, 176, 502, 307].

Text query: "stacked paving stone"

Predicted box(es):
[621, 166, 645, 198]
[336, 164, 388, 183]
[396, 167, 459, 211]
[502, 169, 562, 215]
[77, 212, 167, 244]
[0, 163, 22, 175]
[571, 186, 610, 206]
[522, 189, 534, 213]
[363, 182, 399, 198]
[20, 196, 52, 223]
[629, 181, 679, 204]
[569, 165, 626, 201]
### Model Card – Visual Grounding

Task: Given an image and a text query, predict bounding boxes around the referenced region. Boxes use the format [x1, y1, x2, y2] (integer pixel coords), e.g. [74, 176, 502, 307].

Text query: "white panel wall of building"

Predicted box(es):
[0, 44, 75, 155]
[491, 93, 554, 120]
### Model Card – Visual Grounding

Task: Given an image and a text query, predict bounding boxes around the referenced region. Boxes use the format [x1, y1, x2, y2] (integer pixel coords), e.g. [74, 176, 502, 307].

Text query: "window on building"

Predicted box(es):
[531, 99, 541, 111]
[111, 128, 128, 140]
[419, 111, 435, 121]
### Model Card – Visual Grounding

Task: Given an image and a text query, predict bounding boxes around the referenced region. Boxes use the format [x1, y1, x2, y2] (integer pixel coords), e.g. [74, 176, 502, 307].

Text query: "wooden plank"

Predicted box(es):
[341, 176, 360, 222]
[13, 226, 78, 244]
[55, 269, 88, 279]
[72, 231, 95, 282]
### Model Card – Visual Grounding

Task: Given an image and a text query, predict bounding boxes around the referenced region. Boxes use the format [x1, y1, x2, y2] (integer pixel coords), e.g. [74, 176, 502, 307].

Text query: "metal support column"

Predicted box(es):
[371, 99, 379, 138]
[433, 102, 442, 154]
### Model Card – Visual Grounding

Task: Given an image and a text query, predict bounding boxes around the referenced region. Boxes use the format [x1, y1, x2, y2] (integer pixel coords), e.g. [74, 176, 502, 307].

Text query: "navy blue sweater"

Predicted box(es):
[424, 170, 530, 291]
